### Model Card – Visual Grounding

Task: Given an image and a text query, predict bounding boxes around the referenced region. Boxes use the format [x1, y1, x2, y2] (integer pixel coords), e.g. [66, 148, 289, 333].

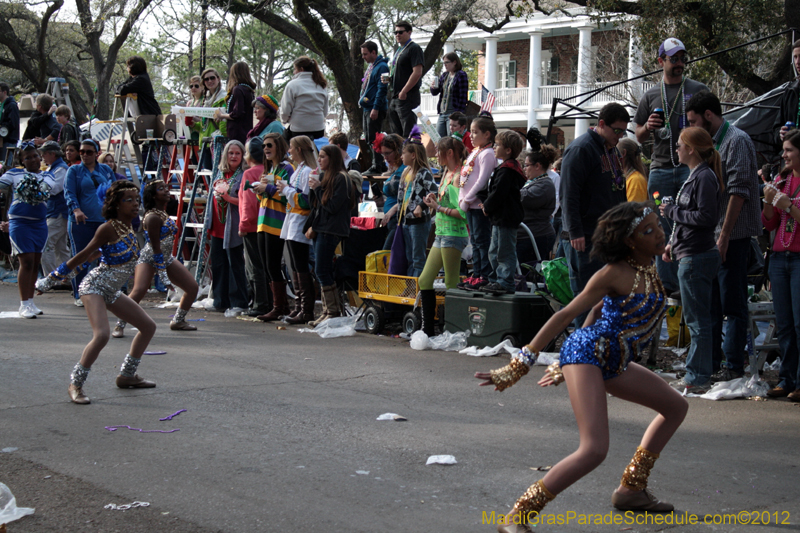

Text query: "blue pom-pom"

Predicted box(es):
[96, 181, 110, 203]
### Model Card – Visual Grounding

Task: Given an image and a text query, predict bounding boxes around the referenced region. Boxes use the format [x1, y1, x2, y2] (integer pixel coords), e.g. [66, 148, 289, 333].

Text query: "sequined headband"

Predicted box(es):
[626, 207, 653, 237]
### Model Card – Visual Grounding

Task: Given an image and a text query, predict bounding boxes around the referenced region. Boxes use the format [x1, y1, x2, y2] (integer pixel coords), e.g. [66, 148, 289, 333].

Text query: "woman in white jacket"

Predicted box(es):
[280, 56, 329, 140]
[276, 135, 318, 324]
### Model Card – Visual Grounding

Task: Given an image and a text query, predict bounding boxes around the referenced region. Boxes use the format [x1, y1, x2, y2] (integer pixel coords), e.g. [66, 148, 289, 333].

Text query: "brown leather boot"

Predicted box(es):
[285, 272, 316, 325]
[309, 284, 339, 327]
[257, 282, 290, 322]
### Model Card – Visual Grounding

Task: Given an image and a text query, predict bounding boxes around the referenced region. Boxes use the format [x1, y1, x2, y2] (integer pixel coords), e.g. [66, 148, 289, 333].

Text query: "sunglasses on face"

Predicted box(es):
[79, 150, 96, 155]
[612, 128, 626, 136]
[264, 143, 275, 149]
[394, 30, 406, 35]
[664, 55, 689, 64]
[203, 76, 217, 82]
[190, 84, 201, 89]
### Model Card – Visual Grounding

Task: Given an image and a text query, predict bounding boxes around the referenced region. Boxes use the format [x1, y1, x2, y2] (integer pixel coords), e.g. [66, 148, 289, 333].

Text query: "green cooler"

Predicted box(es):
[444, 289, 554, 348]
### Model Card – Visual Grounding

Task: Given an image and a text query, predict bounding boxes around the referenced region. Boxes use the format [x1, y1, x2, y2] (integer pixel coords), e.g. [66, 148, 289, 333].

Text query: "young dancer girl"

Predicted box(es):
[418, 136, 467, 335]
[112, 180, 200, 337]
[476, 202, 688, 532]
[37, 181, 157, 405]
[0, 142, 55, 318]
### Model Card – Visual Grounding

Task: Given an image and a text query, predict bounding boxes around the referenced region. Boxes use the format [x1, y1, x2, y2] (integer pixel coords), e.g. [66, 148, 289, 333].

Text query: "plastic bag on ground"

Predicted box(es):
[685, 376, 770, 400]
[0, 482, 35, 524]
[409, 330, 469, 351]
[459, 339, 518, 357]
[299, 312, 362, 338]
[534, 352, 560, 366]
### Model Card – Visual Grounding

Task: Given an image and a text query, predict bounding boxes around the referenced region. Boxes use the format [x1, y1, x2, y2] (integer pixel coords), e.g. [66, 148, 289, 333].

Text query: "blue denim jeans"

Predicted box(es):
[679, 249, 722, 385]
[436, 112, 452, 139]
[648, 165, 690, 293]
[68, 219, 103, 299]
[466, 209, 492, 280]
[402, 220, 431, 277]
[564, 238, 604, 328]
[711, 237, 751, 373]
[768, 252, 800, 391]
[488, 226, 518, 291]
[314, 231, 341, 286]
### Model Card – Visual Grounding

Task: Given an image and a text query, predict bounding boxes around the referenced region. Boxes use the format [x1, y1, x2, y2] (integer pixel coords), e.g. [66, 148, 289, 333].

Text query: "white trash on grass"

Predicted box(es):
[0, 482, 35, 524]
[426, 455, 457, 465]
[409, 330, 469, 351]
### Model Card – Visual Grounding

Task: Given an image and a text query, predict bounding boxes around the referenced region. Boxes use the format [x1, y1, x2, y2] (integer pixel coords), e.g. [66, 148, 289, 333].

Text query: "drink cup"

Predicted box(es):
[381, 73, 390, 85]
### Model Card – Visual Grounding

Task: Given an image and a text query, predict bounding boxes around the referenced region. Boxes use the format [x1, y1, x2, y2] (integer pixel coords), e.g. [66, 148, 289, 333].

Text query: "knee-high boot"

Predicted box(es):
[419, 289, 437, 337]
[257, 282, 290, 322]
[285, 272, 316, 325]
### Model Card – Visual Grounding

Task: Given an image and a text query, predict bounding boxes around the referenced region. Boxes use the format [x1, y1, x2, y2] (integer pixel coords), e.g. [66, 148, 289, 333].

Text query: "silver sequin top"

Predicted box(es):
[79, 225, 140, 304]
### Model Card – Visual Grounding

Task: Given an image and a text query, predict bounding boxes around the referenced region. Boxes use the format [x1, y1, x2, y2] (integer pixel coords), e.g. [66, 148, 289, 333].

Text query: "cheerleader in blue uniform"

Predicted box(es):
[0, 142, 55, 318]
[476, 202, 689, 533]
[37, 181, 157, 405]
[112, 179, 199, 338]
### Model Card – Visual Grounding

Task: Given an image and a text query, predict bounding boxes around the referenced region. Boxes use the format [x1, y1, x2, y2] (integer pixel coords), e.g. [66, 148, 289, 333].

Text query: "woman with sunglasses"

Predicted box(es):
[430, 52, 468, 139]
[198, 68, 227, 171]
[0, 141, 56, 318]
[38, 181, 158, 405]
[250, 132, 294, 321]
[64, 139, 117, 307]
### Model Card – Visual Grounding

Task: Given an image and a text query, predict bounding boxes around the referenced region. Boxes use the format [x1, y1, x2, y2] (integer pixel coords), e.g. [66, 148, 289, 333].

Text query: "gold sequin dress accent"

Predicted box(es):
[78, 220, 139, 304]
[620, 446, 660, 491]
[559, 260, 666, 380]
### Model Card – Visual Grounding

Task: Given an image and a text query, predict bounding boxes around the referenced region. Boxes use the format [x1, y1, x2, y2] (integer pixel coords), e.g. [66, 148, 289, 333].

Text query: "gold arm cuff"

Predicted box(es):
[490, 358, 530, 391]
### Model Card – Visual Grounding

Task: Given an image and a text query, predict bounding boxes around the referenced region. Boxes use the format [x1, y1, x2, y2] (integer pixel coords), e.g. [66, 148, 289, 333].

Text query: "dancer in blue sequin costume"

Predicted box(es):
[37, 181, 158, 405]
[476, 202, 689, 533]
[113, 180, 200, 338]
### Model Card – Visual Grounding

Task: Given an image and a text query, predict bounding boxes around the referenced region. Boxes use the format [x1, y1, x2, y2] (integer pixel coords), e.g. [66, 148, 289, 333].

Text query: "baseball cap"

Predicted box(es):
[659, 38, 686, 57]
[39, 140, 62, 153]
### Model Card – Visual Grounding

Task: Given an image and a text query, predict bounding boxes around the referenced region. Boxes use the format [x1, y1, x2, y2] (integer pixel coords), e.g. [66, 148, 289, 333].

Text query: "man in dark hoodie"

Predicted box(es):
[479, 129, 526, 295]
[561, 102, 630, 326]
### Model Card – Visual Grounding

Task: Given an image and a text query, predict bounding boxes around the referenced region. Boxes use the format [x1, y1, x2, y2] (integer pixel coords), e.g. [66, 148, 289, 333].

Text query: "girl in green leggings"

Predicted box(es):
[418, 136, 468, 336]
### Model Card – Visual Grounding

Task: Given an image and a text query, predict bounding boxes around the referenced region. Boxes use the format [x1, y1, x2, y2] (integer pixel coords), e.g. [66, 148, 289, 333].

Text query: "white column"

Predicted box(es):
[443, 42, 454, 55]
[627, 32, 644, 138]
[527, 31, 543, 134]
[574, 25, 593, 137]
[484, 36, 499, 94]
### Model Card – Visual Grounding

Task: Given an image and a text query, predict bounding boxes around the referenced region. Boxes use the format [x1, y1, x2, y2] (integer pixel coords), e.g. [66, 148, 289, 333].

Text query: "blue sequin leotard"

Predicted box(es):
[559, 262, 666, 380]
[79, 221, 140, 304]
[138, 209, 178, 268]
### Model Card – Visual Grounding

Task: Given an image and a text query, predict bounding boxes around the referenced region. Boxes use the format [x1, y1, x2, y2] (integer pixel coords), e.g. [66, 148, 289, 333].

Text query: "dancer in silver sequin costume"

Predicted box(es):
[113, 180, 199, 338]
[37, 181, 157, 405]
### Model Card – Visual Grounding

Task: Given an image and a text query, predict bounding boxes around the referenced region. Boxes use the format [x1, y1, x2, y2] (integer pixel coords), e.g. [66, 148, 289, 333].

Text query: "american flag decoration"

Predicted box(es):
[480, 85, 496, 113]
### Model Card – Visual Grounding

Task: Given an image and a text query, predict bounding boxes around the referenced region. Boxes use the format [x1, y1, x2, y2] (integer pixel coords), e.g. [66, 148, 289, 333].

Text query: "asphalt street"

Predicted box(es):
[1, 282, 799, 532]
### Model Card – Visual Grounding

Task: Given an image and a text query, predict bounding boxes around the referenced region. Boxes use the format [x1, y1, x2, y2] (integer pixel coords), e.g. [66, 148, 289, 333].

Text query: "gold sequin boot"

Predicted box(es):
[611, 446, 673, 512]
[497, 479, 555, 533]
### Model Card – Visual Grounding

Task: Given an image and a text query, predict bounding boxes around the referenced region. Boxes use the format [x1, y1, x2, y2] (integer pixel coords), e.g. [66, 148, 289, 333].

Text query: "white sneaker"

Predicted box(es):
[74, 298, 84, 307]
[19, 303, 36, 319]
[29, 302, 44, 315]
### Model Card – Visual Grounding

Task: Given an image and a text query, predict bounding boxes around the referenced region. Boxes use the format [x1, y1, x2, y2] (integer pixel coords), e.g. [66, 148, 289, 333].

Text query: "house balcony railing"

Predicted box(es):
[420, 81, 654, 116]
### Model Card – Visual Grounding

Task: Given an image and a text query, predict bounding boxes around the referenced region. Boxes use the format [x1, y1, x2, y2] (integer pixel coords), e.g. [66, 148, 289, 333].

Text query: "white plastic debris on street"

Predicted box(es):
[426, 455, 457, 465]
[0, 311, 20, 318]
[459, 339, 518, 357]
[534, 352, 560, 366]
[0, 482, 35, 524]
[298, 311, 364, 338]
[685, 376, 770, 400]
[376, 413, 407, 421]
[409, 330, 469, 351]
